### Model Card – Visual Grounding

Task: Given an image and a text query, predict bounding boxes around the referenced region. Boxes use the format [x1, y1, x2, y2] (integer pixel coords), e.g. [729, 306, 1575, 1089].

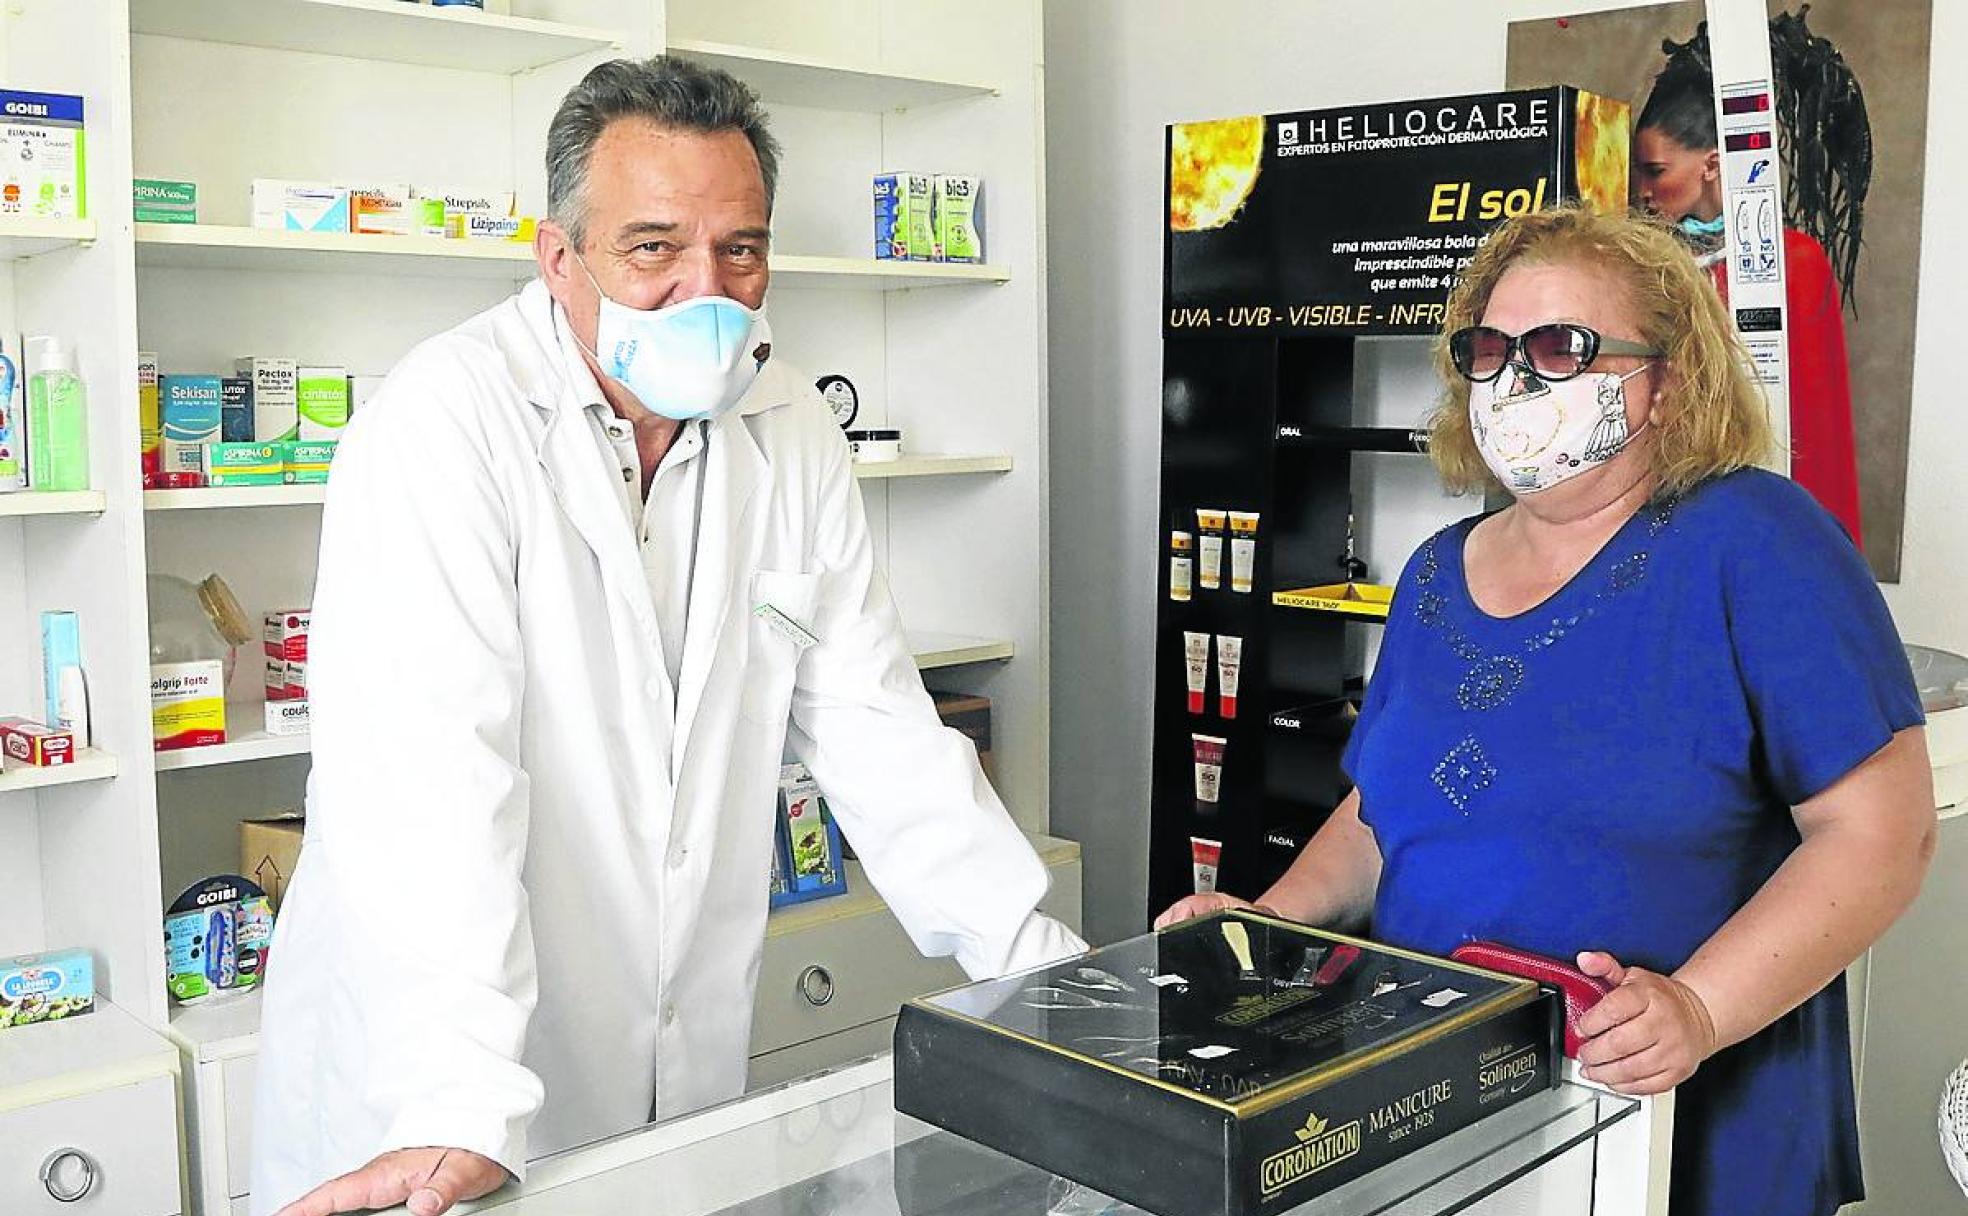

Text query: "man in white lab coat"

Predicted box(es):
[251, 57, 1083, 1216]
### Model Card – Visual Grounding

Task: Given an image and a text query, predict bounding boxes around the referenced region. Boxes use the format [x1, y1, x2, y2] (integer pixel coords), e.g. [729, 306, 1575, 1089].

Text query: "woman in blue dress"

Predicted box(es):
[1159, 206, 1935, 1216]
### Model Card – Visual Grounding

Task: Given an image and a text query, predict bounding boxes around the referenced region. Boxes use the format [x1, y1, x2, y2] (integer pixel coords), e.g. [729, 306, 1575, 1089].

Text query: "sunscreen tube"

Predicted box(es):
[1192, 733, 1226, 804]
[1169, 530, 1194, 602]
[1183, 631, 1210, 715]
[1229, 511, 1261, 593]
[1216, 635, 1243, 719]
[1196, 508, 1227, 590]
[1191, 837, 1223, 894]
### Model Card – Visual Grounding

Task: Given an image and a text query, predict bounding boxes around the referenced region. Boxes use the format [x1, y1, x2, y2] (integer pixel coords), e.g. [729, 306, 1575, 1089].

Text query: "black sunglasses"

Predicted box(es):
[1448, 323, 1661, 384]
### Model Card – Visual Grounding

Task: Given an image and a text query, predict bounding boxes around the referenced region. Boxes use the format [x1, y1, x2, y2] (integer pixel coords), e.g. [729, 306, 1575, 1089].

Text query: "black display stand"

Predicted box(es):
[1149, 88, 1629, 916]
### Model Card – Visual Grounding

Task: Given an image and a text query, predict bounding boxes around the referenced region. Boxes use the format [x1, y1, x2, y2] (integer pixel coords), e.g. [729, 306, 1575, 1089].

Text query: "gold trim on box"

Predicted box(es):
[905, 910, 1547, 1118]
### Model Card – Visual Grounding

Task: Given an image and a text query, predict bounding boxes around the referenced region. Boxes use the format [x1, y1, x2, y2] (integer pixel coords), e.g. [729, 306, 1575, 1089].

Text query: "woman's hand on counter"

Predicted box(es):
[1153, 892, 1265, 929]
[273, 1146, 508, 1216]
[1571, 951, 1718, 1096]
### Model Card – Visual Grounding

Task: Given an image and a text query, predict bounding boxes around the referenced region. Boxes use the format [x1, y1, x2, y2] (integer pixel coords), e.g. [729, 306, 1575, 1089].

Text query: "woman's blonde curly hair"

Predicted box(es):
[1426, 205, 1775, 498]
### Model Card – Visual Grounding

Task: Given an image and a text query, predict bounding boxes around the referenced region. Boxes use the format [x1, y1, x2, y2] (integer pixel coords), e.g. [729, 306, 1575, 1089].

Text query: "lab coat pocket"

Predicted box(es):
[742, 569, 821, 725]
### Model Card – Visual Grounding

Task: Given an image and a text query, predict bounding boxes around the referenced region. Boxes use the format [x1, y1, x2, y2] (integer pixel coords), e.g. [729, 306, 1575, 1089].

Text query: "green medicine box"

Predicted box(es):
[202, 441, 285, 486]
[281, 440, 337, 485]
[134, 178, 196, 224]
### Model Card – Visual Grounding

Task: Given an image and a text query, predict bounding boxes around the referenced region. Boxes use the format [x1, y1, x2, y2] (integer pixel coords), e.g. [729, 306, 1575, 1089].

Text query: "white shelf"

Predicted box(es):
[0, 216, 96, 259]
[149, 638, 1008, 773]
[853, 455, 1012, 480]
[136, 223, 537, 279]
[770, 254, 1010, 290]
[146, 485, 327, 511]
[0, 490, 107, 518]
[135, 225, 1011, 288]
[0, 748, 118, 795]
[667, 38, 997, 111]
[129, 0, 624, 74]
[0, 999, 178, 1115]
[165, 989, 265, 1064]
[153, 705, 308, 772]
[906, 632, 1014, 670]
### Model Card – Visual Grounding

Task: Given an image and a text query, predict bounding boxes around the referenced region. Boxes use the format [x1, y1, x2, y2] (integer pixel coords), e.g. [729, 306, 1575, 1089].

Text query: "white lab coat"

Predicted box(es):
[249, 280, 1083, 1214]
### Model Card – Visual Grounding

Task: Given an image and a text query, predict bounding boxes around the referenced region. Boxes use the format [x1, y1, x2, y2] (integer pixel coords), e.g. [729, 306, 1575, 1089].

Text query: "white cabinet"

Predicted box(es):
[0, 1076, 182, 1215]
[0, 1001, 183, 1215]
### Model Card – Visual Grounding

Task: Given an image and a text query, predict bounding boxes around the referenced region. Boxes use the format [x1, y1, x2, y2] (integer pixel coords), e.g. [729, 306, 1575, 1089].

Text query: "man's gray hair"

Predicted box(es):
[546, 56, 780, 248]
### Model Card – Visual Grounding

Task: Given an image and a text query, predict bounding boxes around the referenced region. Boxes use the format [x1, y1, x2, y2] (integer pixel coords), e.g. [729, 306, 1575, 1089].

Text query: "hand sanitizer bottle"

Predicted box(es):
[26, 336, 88, 491]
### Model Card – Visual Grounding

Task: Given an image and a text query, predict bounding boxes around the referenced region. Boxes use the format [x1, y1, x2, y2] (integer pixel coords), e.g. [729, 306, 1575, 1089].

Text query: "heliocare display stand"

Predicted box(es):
[463, 1054, 1667, 1216]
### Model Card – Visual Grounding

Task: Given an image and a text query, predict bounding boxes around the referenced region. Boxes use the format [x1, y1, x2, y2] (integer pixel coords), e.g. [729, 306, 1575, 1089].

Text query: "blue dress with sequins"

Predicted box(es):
[1342, 469, 1922, 1216]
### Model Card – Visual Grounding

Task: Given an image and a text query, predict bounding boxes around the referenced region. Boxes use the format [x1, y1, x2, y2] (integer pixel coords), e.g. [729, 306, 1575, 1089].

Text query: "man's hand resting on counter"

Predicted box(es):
[274, 1147, 508, 1216]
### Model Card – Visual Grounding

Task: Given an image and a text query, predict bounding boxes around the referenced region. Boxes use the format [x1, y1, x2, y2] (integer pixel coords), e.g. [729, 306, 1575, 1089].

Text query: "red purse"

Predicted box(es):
[1449, 940, 1614, 1059]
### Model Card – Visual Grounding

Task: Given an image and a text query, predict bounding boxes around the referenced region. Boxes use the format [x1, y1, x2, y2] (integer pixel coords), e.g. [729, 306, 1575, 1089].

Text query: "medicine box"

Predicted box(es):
[133, 178, 196, 224]
[161, 375, 223, 477]
[0, 91, 85, 220]
[874, 172, 934, 261]
[0, 948, 95, 1029]
[933, 174, 984, 263]
[0, 717, 74, 767]
[203, 441, 284, 486]
[265, 658, 307, 703]
[138, 352, 160, 483]
[221, 376, 254, 443]
[250, 179, 349, 233]
[281, 439, 336, 484]
[348, 182, 411, 236]
[263, 699, 310, 739]
[151, 661, 226, 751]
[460, 213, 536, 242]
[297, 366, 349, 440]
[237, 357, 298, 442]
[410, 187, 516, 239]
[265, 609, 310, 662]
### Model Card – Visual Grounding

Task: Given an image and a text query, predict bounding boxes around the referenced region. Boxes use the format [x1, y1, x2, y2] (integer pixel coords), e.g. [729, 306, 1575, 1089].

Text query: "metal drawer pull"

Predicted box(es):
[40, 1148, 98, 1203]
[798, 965, 835, 1007]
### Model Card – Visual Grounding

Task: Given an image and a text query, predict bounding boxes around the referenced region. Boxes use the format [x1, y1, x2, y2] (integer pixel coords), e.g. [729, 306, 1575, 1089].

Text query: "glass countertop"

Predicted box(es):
[475, 1056, 1637, 1216]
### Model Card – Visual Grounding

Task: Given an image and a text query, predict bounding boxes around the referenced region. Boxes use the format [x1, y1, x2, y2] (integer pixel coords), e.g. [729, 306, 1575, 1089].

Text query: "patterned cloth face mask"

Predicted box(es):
[1468, 362, 1653, 495]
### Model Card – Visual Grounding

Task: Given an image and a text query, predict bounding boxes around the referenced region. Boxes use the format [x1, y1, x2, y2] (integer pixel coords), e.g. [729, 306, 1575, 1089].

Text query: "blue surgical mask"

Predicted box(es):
[576, 256, 772, 421]
[1679, 213, 1727, 238]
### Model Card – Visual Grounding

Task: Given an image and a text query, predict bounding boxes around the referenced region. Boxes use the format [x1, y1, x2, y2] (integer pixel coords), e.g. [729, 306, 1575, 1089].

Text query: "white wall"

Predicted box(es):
[1044, 0, 1967, 929]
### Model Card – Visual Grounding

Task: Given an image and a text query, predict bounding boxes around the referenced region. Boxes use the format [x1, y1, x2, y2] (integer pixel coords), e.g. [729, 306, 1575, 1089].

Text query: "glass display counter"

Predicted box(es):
[465, 1053, 1665, 1216]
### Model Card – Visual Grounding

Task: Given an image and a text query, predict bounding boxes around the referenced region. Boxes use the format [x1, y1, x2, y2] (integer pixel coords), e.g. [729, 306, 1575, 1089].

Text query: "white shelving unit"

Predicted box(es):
[0, 749, 119, 794]
[0, 490, 108, 517]
[853, 455, 1012, 479]
[2, 3, 1056, 1212]
[127, 0, 624, 73]
[136, 224, 1010, 288]
[0, 216, 98, 260]
[145, 485, 327, 511]
[667, 38, 997, 111]
[151, 630, 1014, 773]
[141, 464, 1008, 509]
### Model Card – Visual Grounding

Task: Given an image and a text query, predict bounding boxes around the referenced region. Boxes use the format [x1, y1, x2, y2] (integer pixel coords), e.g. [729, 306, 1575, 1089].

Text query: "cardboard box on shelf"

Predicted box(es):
[241, 815, 304, 912]
[932, 691, 994, 782]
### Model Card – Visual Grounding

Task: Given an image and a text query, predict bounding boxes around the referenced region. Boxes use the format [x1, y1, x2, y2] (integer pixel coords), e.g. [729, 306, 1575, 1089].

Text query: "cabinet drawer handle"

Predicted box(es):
[40, 1148, 98, 1203]
[798, 965, 835, 1007]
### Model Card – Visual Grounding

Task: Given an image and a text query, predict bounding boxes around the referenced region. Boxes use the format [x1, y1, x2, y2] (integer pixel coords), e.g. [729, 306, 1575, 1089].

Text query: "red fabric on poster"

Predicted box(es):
[1708, 228, 1865, 550]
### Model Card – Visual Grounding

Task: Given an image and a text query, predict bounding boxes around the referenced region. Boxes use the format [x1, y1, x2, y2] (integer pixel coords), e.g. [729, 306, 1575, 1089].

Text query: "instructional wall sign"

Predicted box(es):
[1163, 87, 1631, 337]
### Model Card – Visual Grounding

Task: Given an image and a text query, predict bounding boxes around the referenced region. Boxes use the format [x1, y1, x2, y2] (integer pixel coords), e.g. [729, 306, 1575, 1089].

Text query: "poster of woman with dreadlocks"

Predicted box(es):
[1506, 2, 1933, 582]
